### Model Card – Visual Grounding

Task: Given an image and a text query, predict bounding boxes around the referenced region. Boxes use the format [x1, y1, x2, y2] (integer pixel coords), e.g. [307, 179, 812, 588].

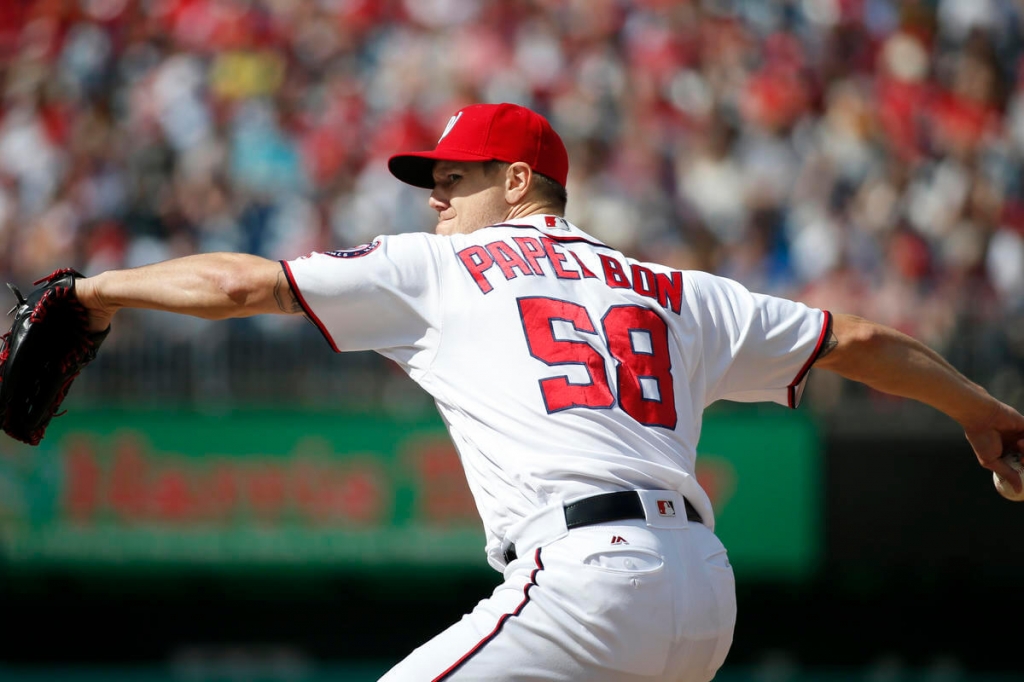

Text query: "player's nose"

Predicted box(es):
[428, 193, 447, 212]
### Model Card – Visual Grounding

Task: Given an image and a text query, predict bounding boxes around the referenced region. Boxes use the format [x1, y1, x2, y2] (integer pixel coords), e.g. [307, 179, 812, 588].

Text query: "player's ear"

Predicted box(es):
[504, 162, 532, 204]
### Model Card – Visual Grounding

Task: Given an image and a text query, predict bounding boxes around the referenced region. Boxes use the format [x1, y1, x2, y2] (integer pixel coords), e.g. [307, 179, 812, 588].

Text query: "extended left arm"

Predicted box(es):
[75, 253, 303, 332]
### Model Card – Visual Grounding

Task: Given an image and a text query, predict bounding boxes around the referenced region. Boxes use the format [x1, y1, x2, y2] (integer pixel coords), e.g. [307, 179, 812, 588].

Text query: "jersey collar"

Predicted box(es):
[490, 215, 610, 248]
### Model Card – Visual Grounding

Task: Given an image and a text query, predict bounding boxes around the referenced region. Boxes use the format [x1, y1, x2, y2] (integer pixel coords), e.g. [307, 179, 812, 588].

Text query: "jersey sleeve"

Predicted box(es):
[281, 233, 443, 366]
[688, 271, 830, 408]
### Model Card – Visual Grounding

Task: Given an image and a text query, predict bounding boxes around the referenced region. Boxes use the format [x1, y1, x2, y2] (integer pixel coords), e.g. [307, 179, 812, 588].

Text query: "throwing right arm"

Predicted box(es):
[812, 313, 1024, 490]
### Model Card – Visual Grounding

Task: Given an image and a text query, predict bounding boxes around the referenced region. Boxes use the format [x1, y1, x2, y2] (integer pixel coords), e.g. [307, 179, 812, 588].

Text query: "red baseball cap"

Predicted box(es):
[388, 103, 569, 189]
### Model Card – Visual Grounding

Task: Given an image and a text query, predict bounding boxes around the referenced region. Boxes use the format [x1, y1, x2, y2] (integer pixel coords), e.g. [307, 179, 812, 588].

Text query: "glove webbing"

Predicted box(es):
[2, 267, 102, 445]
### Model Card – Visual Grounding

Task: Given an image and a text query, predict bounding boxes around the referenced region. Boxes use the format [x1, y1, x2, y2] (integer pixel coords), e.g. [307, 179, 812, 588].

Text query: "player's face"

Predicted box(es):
[429, 161, 509, 236]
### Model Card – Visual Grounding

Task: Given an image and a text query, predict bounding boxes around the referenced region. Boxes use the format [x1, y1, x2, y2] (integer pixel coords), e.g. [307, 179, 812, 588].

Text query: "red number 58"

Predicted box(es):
[517, 296, 677, 429]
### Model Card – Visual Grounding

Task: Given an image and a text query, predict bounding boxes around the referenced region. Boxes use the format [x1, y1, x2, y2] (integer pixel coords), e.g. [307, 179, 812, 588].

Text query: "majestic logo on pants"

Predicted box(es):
[657, 500, 675, 517]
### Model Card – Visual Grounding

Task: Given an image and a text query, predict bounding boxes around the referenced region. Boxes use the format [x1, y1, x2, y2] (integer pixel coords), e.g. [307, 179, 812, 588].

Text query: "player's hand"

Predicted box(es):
[962, 399, 1024, 493]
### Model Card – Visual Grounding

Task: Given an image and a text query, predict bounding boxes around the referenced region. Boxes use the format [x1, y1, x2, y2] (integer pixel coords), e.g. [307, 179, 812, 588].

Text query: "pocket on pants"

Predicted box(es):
[546, 540, 673, 677]
[582, 547, 665, 574]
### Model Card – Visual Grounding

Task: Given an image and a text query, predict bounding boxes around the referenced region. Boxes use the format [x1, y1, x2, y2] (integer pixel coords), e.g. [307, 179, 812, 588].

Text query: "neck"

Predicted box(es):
[504, 201, 562, 221]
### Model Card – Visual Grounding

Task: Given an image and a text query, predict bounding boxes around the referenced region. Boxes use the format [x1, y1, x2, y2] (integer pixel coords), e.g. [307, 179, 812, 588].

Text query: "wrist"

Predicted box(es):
[76, 273, 117, 332]
[955, 391, 1000, 435]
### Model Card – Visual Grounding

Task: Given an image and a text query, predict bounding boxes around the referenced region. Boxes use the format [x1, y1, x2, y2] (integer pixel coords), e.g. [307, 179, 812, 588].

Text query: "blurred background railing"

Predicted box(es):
[67, 308, 1024, 432]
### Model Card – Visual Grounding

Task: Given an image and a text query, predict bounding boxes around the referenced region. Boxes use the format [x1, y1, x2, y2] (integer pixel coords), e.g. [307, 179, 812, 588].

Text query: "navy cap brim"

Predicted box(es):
[388, 149, 496, 189]
[387, 154, 436, 189]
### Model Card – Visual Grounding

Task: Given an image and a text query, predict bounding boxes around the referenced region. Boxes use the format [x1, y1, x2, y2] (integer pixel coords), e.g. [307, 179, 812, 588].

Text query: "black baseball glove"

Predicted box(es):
[0, 268, 110, 445]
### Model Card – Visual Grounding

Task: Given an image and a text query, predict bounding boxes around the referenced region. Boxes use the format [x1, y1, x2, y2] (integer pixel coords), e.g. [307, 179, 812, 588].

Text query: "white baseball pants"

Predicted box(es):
[378, 495, 737, 682]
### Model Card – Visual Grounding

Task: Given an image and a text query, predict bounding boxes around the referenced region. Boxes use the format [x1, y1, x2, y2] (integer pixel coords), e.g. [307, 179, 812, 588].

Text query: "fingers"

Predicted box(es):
[992, 454, 1024, 494]
[966, 429, 1001, 467]
[964, 402, 1024, 494]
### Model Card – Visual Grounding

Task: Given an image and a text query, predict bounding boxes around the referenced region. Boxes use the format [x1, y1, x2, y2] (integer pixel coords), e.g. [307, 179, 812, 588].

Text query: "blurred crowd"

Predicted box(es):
[2, 0, 1024, 396]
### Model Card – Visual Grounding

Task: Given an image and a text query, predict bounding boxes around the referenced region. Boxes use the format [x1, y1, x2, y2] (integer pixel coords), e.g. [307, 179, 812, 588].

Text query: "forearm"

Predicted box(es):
[76, 253, 301, 327]
[813, 314, 996, 431]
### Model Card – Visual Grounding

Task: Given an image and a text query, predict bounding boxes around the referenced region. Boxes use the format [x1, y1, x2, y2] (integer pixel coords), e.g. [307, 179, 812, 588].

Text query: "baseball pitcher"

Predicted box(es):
[56, 103, 1024, 681]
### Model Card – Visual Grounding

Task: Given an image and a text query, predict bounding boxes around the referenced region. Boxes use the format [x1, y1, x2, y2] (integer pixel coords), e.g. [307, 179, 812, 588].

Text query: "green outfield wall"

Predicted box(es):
[0, 406, 821, 579]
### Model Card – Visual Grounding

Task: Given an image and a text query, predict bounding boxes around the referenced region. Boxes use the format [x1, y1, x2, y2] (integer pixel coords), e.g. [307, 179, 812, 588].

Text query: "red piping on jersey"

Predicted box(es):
[431, 548, 545, 681]
[787, 310, 832, 408]
[278, 260, 341, 353]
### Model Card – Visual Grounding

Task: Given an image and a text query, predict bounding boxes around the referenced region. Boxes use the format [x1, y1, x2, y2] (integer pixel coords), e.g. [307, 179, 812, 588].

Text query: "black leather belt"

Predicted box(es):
[502, 491, 702, 564]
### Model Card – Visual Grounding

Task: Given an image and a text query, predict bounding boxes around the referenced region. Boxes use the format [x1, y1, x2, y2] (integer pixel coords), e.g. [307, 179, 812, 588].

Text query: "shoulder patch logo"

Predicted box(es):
[325, 240, 381, 259]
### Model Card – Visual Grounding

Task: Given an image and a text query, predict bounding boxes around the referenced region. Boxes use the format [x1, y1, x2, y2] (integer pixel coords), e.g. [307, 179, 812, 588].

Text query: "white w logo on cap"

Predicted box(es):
[438, 112, 463, 143]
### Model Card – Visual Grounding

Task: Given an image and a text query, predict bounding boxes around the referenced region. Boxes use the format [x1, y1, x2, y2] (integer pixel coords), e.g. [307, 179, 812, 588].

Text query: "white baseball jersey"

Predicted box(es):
[282, 215, 829, 571]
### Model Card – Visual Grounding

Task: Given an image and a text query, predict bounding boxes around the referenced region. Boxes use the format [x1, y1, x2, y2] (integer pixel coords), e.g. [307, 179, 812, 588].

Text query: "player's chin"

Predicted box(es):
[435, 219, 458, 236]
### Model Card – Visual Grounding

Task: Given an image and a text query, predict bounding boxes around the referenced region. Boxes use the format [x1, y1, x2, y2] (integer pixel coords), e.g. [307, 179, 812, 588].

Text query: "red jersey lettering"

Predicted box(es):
[457, 245, 496, 294]
[655, 271, 683, 314]
[571, 252, 598, 279]
[541, 237, 581, 280]
[512, 236, 546, 275]
[600, 254, 630, 288]
[631, 264, 657, 299]
[486, 241, 534, 281]
[518, 297, 615, 412]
